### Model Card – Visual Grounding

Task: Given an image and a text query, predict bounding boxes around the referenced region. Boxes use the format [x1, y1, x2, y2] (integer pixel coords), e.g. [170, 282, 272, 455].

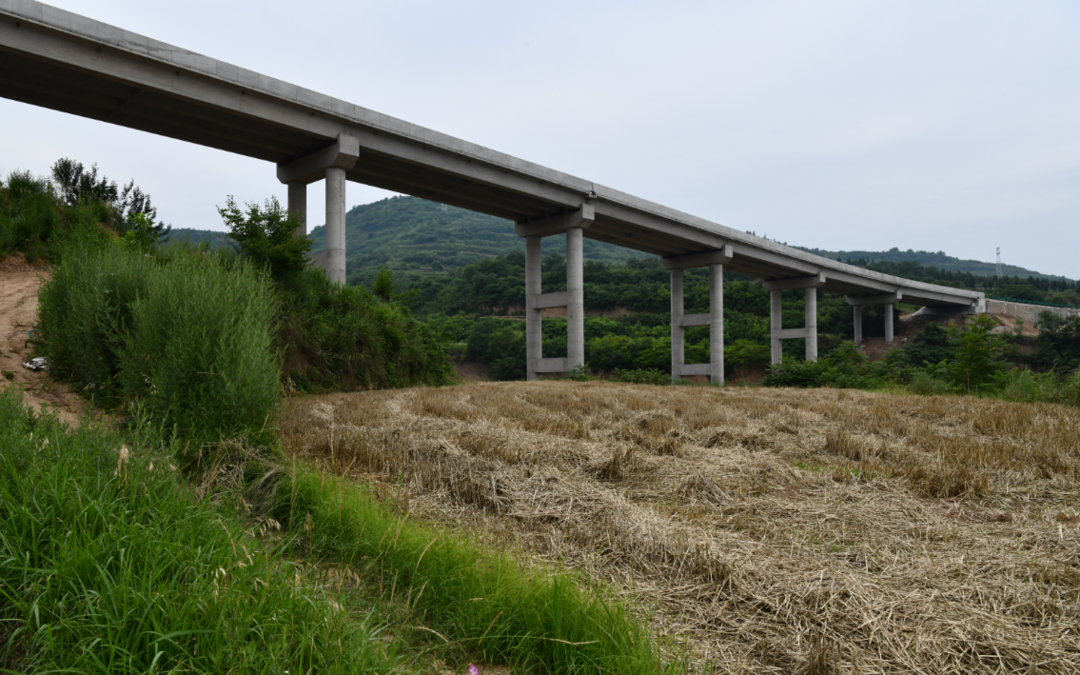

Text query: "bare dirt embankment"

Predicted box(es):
[280, 382, 1080, 674]
[0, 254, 86, 424]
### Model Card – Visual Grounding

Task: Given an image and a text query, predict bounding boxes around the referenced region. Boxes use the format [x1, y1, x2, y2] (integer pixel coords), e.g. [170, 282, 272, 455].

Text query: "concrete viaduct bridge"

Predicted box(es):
[0, 0, 985, 383]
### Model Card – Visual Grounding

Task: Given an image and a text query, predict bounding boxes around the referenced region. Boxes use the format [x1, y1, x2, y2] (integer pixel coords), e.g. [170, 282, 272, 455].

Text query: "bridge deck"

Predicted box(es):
[0, 0, 982, 308]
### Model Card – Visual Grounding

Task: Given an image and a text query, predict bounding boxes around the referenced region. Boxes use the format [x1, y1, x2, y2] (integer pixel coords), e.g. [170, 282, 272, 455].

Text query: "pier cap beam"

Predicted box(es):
[763, 273, 826, 291]
[277, 134, 361, 185]
[514, 205, 595, 238]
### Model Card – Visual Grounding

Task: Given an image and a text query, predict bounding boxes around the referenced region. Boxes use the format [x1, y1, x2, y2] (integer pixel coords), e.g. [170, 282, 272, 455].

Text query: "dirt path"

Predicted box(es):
[0, 254, 87, 424]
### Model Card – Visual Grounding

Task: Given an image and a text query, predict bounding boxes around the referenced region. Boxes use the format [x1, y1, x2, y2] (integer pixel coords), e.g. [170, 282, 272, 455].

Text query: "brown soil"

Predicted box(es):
[0, 254, 88, 424]
[282, 383, 1080, 674]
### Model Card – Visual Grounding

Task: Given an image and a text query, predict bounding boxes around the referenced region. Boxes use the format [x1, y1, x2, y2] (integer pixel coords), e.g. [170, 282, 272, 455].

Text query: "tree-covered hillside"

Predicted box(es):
[798, 246, 1069, 281]
[305, 196, 647, 286]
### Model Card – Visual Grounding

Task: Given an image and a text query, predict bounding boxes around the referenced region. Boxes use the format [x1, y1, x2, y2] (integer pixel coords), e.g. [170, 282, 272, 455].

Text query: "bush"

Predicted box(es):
[278, 266, 453, 391]
[119, 251, 281, 447]
[765, 341, 879, 389]
[37, 240, 281, 446]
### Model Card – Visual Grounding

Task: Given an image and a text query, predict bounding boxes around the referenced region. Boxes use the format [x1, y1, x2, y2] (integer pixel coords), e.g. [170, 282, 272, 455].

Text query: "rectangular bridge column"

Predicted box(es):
[525, 236, 543, 381]
[662, 247, 732, 383]
[325, 166, 347, 285]
[566, 227, 585, 371]
[884, 304, 895, 344]
[853, 306, 863, 343]
[709, 263, 724, 384]
[763, 273, 826, 365]
[287, 182, 307, 236]
[670, 268, 685, 375]
[770, 290, 783, 365]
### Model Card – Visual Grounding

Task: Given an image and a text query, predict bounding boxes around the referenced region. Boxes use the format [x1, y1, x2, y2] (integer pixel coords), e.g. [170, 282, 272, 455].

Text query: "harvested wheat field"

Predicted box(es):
[280, 382, 1080, 674]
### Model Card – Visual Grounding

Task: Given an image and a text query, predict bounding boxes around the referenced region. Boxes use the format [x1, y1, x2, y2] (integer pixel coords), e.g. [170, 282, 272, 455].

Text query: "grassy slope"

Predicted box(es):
[281, 382, 1080, 675]
[0, 388, 405, 674]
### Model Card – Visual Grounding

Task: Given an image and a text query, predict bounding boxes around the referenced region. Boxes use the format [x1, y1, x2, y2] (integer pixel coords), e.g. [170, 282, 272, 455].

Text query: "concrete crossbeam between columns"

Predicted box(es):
[533, 291, 568, 310]
[776, 328, 811, 340]
[514, 205, 595, 238]
[678, 313, 712, 327]
[535, 357, 569, 373]
[674, 363, 712, 377]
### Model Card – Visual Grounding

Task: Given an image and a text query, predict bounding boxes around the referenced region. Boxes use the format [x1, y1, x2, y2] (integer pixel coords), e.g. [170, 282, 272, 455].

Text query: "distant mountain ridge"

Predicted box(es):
[176, 196, 1069, 281]
[796, 246, 1070, 281]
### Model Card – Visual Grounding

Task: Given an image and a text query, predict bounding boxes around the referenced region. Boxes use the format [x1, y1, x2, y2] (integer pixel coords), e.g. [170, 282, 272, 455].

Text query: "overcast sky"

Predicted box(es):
[2, 1, 1078, 276]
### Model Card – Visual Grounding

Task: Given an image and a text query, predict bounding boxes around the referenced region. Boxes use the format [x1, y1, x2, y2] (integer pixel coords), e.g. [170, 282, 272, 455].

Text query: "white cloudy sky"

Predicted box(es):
[2, 0, 1078, 276]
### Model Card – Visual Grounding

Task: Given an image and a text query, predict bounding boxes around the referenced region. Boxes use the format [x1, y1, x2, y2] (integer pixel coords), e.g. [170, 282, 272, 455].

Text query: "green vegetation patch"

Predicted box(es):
[0, 388, 404, 674]
[278, 468, 677, 675]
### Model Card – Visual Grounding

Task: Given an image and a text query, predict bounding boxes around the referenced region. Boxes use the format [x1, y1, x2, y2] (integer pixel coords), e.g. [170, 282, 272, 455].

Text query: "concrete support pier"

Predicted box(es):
[525, 236, 543, 381]
[770, 290, 783, 365]
[663, 246, 732, 384]
[287, 182, 307, 236]
[846, 292, 901, 345]
[277, 134, 360, 285]
[764, 273, 826, 365]
[516, 206, 595, 380]
[670, 268, 685, 374]
[566, 227, 585, 372]
[324, 167, 347, 284]
[709, 263, 725, 382]
[805, 287, 818, 361]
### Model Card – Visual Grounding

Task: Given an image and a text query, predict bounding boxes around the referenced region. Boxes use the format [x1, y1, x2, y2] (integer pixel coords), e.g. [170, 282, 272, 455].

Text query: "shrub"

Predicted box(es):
[119, 251, 280, 447]
[37, 240, 281, 446]
[278, 266, 453, 390]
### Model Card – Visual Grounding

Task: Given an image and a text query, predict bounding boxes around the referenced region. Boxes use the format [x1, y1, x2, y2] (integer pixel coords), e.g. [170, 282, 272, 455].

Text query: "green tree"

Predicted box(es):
[219, 195, 311, 282]
[946, 314, 1005, 393]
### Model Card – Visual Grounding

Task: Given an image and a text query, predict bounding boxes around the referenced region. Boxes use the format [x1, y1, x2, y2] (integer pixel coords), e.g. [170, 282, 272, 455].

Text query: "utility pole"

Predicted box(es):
[996, 247, 1002, 278]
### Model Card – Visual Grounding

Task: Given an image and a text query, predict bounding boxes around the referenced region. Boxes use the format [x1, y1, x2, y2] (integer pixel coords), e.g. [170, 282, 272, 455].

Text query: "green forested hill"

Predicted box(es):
[183, 195, 1068, 283]
[797, 246, 1069, 280]
[306, 196, 646, 285]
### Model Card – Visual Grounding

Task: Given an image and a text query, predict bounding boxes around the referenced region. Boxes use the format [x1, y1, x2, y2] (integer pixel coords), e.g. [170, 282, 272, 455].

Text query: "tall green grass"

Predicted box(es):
[37, 240, 281, 447]
[279, 469, 679, 675]
[0, 388, 405, 674]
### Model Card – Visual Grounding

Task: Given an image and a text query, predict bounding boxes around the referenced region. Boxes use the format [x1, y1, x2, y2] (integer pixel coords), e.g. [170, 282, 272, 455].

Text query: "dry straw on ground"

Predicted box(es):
[280, 382, 1080, 674]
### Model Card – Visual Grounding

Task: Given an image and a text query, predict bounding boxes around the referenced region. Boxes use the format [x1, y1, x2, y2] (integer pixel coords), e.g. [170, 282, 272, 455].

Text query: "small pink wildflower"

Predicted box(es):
[467, 666, 480, 675]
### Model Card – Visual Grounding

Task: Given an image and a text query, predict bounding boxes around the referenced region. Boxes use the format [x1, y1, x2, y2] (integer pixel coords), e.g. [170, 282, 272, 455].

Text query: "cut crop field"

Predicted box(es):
[280, 382, 1080, 674]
